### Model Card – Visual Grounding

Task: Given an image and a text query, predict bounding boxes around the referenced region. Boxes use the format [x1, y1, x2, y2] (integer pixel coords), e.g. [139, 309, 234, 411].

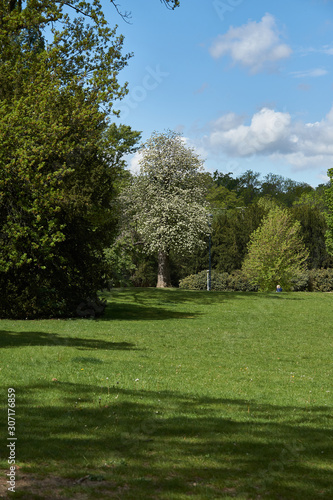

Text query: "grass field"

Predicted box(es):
[0, 289, 332, 499]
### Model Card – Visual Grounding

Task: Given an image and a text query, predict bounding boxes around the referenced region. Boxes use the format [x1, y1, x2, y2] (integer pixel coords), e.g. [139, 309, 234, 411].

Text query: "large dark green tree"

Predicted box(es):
[211, 204, 266, 273]
[325, 169, 333, 257]
[0, 0, 141, 317]
[290, 205, 333, 269]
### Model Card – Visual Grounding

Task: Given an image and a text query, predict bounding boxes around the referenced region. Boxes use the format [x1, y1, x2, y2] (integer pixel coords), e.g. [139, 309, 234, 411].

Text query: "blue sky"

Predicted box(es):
[104, 0, 333, 187]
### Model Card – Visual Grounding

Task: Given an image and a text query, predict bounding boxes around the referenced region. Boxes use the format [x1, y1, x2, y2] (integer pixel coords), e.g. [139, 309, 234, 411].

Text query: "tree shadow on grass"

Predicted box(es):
[0, 330, 137, 350]
[97, 289, 306, 324]
[103, 288, 248, 306]
[102, 288, 306, 309]
[2, 382, 332, 500]
[100, 302, 202, 321]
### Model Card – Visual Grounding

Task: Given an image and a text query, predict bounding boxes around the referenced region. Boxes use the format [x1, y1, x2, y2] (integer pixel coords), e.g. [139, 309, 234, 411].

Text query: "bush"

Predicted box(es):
[227, 270, 259, 292]
[131, 261, 157, 287]
[178, 270, 208, 290]
[309, 268, 333, 292]
[291, 271, 310, 291]
[179, 268, 333, 292]
[0, 271, 98, 319]
[179, 270, 258, 291]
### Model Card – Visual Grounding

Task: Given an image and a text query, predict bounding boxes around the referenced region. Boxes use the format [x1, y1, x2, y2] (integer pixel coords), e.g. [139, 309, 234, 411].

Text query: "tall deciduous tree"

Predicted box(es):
[0, 0, 141, 317]
[242, 207, 309, 291]
[123, 131, 210, 287]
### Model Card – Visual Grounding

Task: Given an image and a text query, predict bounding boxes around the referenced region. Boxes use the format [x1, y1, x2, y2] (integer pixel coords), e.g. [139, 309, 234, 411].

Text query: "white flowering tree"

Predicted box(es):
[124, 130, 210, 287]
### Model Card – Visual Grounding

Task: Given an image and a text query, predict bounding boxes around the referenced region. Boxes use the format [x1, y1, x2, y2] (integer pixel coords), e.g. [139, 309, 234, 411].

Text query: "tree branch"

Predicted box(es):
[60, 1, 132, 24]
[109, 1, 132, 23]
[61, 2, 94, 19]
[160, 0, 180, 9]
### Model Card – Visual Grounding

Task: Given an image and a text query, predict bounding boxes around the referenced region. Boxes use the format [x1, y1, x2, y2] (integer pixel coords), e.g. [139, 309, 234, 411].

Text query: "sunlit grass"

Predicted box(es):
[0, 289, 332, 499]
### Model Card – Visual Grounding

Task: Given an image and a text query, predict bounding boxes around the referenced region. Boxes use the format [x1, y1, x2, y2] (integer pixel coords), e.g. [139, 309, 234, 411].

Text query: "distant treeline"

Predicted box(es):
[106, 169, 332, 288]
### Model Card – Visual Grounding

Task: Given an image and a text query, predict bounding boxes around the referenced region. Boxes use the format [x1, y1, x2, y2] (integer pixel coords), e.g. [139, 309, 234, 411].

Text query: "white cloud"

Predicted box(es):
[205, 106, 333, 171]
[209, 108, 291, 156]
[291, 68, 328, 78]
[212, 112, 245, 131]
[209, 13, 292, 73]
[322, 45, 333, 55]
[317, 172, 330, 183]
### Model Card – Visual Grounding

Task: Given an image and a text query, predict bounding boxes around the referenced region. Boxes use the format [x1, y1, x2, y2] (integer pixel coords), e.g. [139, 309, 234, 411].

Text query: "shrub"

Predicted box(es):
[179, 268, 333, 292]
[291, 271, 310, 291]
[178, 270, 208, 290]
[131, 261, 157, 287]
[309, 268, 333, 292]
[227, 270, 259, 292]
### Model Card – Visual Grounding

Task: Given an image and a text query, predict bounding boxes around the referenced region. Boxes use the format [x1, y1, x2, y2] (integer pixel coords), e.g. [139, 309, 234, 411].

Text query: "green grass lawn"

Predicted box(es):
[0, 289, 332, 499]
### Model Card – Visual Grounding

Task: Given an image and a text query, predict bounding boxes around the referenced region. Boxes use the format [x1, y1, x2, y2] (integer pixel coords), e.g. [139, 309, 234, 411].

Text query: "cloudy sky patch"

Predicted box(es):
[209, 13, 292, 73]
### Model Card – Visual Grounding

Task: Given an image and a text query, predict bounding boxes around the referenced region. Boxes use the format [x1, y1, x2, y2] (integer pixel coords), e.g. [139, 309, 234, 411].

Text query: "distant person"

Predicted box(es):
[276, 284, 282, 292]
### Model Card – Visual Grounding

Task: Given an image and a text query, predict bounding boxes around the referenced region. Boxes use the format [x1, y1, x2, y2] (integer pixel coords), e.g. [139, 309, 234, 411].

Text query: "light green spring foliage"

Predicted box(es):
[325, 168, 333, 256]
[124, 130, 210, 256]
[242, 207, 309, 291]
[0, 0, 139, 316]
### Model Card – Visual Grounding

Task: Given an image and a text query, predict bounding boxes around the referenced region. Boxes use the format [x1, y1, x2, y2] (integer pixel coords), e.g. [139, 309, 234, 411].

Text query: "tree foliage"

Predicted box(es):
[242, 207, 309, 291]
[290, 204, 333, 269]
[210, 170, 313, 207]
[0, 0, 140, 317]
[325, 169, 333, 257]
[122, 130, 210, 287]
[212, 204, 267, 273]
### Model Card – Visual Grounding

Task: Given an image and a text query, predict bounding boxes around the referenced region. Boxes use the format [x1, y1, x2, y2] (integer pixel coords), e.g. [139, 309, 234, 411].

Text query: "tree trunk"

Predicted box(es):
[157, 250, 171, 288]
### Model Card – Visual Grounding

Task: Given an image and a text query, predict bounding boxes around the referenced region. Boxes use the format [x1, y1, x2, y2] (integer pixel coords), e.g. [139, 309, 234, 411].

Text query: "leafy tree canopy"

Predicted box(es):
[210, 169, 314, 207]
[0, 0, 141, 317]
[122, 130, 210, 287]
[325, 169, 333, 257]
[291, 204, 333, 269]
[242, 207, 309, 291]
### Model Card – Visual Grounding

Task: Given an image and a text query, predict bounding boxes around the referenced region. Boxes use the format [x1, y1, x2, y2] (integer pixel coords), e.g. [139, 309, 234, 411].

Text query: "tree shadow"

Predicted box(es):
[3, 382, 332, 499]
[100, 301, 202, 321]
[0, 330, 137, 350]
[102, 288, 306, 309]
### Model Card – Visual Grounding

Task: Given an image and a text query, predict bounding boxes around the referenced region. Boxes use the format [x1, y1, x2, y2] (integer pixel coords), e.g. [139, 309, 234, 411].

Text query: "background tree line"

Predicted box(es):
[108, 167, 332, 288]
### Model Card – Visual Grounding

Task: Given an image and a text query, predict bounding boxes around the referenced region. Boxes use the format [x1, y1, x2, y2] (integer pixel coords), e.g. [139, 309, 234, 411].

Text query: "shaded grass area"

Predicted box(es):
[0, 289, 332, 499]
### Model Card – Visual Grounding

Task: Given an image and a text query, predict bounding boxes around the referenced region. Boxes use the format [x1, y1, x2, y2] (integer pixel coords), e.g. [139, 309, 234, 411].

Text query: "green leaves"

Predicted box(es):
[242, 207, 309, 291]
[325, 168, 333, 257]
[0, 0, 140, 317]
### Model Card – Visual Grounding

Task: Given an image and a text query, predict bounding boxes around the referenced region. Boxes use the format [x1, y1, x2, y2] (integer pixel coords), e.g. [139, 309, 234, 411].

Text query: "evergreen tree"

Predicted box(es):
[291, 205, 333, 269]
[325, 170, 333, 257]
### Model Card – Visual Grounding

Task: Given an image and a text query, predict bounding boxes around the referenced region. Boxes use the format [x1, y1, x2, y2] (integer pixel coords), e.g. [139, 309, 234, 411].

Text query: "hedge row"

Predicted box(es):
[179, 270, 258, 292]
[291, 269, 333, 292]
[179, 269, 333, 292]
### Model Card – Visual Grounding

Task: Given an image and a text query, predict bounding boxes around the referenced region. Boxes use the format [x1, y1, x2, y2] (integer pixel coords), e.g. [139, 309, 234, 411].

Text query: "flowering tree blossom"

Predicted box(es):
[124, 131, 210, 287]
